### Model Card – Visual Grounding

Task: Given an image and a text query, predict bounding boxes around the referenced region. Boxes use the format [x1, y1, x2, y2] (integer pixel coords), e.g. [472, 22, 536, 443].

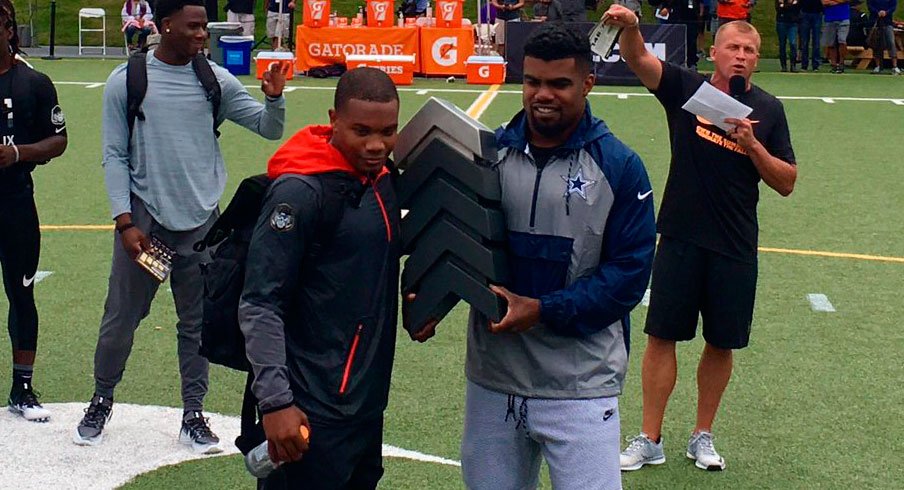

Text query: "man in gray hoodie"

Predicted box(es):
[73, 0, 285, 453]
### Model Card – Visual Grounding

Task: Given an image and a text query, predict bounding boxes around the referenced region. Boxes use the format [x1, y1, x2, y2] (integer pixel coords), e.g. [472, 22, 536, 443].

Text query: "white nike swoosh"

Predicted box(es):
[23, 274, 35, 287]
[637, 190, 653, 200]
[55, 126, 66, 134]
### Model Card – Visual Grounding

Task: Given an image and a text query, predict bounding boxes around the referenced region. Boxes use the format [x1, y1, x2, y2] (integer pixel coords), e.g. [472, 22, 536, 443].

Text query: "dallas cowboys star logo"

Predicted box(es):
[561, 168, 596, 200]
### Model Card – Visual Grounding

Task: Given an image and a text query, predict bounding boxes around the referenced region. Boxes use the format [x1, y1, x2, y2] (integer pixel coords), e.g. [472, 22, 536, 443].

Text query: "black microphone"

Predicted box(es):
[729, 75, 747, 99]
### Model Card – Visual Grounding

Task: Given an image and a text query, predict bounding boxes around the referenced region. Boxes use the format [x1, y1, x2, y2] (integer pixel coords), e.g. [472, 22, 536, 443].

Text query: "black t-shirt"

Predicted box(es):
[528, 143, 557, 169]
[0, 63, 67, 195]
[652, 62, 796, 262]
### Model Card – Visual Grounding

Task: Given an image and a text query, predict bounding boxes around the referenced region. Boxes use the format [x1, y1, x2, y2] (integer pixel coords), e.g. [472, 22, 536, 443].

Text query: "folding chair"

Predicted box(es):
[78, 8, 106, 55]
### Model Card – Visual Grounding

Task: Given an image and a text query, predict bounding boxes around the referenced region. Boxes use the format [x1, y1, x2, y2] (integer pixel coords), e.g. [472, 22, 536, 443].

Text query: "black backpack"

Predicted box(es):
[126, 50, 223, 142]
[194, 172, 367, 454]
[195, 173, 358, 372]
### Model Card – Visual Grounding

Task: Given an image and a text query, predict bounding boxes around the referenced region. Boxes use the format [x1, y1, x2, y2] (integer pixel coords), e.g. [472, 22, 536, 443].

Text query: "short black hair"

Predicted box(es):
[155, 0, 206, 25]
[334, 67, 400, 113]
[523, 23, 593, 73]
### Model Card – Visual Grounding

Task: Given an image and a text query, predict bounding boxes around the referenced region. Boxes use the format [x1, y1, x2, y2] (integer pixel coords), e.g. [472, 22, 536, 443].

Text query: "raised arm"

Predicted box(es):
[603, 4, 664, 90]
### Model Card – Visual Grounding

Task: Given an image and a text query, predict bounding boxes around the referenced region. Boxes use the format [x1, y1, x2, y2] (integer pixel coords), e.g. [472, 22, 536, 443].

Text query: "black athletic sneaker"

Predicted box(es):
[179, 411, 222, 454]
[73, 395, 113, 446]
[8, 383, 51, 422]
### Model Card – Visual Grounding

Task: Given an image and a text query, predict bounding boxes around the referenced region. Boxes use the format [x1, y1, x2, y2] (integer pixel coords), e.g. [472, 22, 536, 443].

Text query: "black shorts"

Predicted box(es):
[259, 417, 384, 490]
[644, 236, 757, 349]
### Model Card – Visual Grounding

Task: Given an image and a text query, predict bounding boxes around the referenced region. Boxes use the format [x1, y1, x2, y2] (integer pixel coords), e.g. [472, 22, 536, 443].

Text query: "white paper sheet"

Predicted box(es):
[680, 81, 753, 132]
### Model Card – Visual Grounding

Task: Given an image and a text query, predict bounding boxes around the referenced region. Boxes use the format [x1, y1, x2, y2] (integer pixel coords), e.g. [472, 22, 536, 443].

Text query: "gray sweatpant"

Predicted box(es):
[461, 381, 623, 490]
[93, 196, 216, 412]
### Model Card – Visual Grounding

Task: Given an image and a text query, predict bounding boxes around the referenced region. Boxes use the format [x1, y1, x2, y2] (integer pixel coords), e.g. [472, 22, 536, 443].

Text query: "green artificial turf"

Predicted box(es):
[0, 59, 902, 488]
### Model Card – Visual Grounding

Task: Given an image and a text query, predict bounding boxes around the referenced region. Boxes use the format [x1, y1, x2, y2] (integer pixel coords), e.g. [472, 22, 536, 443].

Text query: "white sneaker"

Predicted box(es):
[7, 383, 51, 422]
[620, 433, 666, 471]
[179, 411, 223, 454]
[893, 67, 902, 76]
[872, 66, 882, 74]
[686, 431, 726, 471]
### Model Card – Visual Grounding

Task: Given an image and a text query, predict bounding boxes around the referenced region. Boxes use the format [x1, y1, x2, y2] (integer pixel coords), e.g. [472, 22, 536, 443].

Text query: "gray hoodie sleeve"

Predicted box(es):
[239, 177, 319, 413]
[214, 65, 285, 141]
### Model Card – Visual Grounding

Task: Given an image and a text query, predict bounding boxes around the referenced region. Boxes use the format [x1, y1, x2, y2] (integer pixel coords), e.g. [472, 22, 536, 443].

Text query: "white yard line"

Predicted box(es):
[34, 271, 53, 284]
[807, 293, 836, 312]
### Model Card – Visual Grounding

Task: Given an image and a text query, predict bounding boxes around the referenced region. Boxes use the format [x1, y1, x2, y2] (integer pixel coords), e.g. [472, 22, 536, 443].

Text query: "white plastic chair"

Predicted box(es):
[78, 8, 107, 55]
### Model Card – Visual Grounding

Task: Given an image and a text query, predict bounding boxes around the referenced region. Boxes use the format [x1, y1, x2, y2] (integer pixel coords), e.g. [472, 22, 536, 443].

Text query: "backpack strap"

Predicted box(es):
[304, 174, 364, 262]
[191, 53, 223, 138]
[194, 173, 271, 252]
[126, 51, 148, 144]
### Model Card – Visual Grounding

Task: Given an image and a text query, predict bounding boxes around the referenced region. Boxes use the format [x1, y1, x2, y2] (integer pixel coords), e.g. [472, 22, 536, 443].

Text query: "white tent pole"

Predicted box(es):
[275, 0, 286, 50]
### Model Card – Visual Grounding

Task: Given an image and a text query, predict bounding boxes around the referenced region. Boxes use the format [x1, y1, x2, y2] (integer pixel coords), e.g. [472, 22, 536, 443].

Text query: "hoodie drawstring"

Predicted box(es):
[504, 394, 530, 435]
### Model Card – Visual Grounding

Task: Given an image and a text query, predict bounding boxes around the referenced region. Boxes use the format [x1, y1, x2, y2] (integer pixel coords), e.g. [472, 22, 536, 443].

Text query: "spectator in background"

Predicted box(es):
[122, 0, 157, 52]
[822, 0, 850, 73]
[776, 0, 801, 71]
[400, 0, 429, 17]
[266, 0, 294, 50]
[662, 0, 704, 70]
[559, 0, 588, 20]
[491, 0, 524, 56]
[699, 0, 714, 60]
[867, 0, 900, 74]
[716, 0, 751, 26]
[533, 0, 565, 20]
[225, 0, 255, 36]
[614, 0, 644, 15]
[799, 0, 823, 70]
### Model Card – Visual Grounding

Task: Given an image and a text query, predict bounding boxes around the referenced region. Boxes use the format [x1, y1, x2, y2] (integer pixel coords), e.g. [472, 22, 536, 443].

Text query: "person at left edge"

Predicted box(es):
[74, 0, 286, 453]
[0, 0, 68, 423]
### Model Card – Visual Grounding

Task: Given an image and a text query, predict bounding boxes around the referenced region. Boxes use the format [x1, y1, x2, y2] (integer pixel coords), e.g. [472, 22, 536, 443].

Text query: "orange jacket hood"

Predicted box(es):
[268, 125, 389, 181]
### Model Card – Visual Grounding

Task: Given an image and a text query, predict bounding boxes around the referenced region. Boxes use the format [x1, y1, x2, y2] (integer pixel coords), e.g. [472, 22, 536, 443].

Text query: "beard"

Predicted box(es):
[528, 113, 568, 138]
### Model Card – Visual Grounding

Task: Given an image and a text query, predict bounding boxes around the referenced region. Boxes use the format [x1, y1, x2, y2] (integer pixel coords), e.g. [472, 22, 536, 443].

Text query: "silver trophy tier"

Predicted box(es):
[395, 98, 509, 333]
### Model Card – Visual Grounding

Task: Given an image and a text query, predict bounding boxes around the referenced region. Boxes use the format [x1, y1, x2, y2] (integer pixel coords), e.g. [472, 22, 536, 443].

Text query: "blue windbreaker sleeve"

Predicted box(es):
[538, 151, 657, 337]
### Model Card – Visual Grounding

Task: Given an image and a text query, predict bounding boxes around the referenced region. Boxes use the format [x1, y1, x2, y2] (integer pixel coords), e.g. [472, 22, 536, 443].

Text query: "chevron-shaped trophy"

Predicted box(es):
[395, 98, 509, 334]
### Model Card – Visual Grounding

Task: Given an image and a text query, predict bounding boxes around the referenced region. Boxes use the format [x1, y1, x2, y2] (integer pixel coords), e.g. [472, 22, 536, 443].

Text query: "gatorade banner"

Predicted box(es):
[419, 27, 475, 76]
[504, 22, 687, 86]
[296, 25, 419, 71]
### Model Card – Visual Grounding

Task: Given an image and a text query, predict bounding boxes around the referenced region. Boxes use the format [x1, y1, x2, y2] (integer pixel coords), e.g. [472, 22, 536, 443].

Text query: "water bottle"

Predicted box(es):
[398, 11, 404, 27]
[244, 426, 311, 479]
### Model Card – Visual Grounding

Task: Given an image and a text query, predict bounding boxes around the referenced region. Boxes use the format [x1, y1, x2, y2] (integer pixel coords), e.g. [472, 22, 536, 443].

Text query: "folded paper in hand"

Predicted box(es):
[681, 82, 753, 132]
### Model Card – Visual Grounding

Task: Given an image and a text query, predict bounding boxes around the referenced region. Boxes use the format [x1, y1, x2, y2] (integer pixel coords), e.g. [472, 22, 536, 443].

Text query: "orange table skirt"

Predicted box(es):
[296, 25, 419, 72]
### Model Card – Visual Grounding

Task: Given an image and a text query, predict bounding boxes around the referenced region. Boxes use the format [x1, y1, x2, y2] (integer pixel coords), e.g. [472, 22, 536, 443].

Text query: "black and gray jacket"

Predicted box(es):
[239, 125, 401, 424]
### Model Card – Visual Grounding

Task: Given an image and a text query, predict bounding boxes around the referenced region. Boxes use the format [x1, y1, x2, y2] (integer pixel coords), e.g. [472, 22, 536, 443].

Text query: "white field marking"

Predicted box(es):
[617, 94, 630, 100]
[0, 403, 461, 490]
[85, 83, 104, 89]
[416, 89, 429, 95]
[34, 271, 53, 284]
[641, 288, 650, 307]
[807, 293, 836, 312]
[383, 445, 461, 467]
[401, 209, 410, 218]
[282, 86, 297, 93]
[49, 81, 904, 104]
